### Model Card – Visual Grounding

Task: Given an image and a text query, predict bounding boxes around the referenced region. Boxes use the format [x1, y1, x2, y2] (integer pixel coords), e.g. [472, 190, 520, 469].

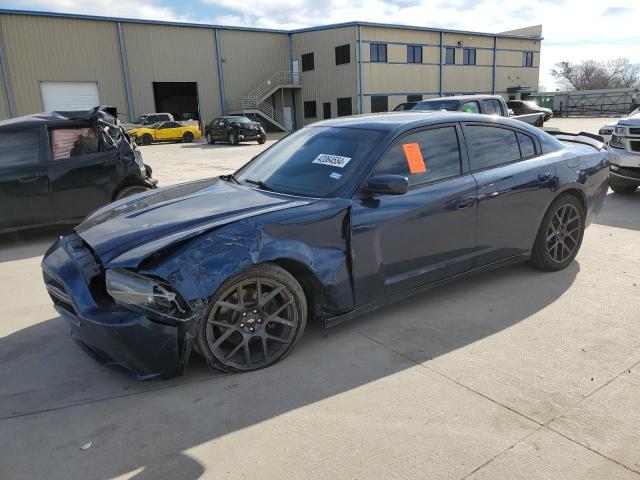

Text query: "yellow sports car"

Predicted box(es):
[128, 121, 201, 145]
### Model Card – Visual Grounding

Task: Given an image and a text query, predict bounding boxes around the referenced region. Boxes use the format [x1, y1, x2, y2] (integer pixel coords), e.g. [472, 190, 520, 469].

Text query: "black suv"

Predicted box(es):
[205, 116, 266, 145]
[0, 106, 157, 233]
[507, 100, 553, 121]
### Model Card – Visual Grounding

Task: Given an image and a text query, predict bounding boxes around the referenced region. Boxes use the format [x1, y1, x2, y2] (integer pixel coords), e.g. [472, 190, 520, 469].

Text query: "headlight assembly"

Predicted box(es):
[106, 268, 186, 318]
[610, 134, 625, 149]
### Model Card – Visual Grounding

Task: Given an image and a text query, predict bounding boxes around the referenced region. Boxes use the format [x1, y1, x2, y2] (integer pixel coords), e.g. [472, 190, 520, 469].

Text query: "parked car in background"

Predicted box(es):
[393, 101, 419, 111]
[608, 109, 640, 193]
[205, 116, 266, 145]
[410, 95, 546, 126]
[123, 113, 174, 130]
[128, 121, 201, 145]
[507, 100, 553, 121]
[42, 112, 608, 378]
[0, 106, 157, 234]
[600, 107, 640, 146]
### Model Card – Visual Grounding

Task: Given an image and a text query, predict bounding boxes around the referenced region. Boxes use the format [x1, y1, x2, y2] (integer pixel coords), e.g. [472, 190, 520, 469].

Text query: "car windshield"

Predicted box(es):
[413, 100, 460, 111]
[228, 116, 252, 124]
[149, 122, 162, 129]
[236, 126, 385, 198]
[134, 115, 148, 123]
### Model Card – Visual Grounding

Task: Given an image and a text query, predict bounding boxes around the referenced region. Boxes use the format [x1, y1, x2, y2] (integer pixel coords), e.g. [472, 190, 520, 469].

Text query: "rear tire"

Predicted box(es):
[197, 263, 307, 373]
[140, 134, 153, 146]
[257, 135, 266, 145]
[182, 132, 194, 143]
[206, 132, 214, 144]
[610, 182, 637, 194]
[115, 185, 150, 200]
[530, 194, 585, 271]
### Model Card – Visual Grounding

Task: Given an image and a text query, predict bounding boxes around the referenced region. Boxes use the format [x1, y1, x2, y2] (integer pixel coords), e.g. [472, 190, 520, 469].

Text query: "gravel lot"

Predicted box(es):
[1, 117, 639, 479]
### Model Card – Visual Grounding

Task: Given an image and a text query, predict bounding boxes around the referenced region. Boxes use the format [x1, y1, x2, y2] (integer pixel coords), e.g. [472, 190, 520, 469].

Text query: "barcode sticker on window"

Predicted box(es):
[402, 143, 426, 174]
[312, 154, 352, 168]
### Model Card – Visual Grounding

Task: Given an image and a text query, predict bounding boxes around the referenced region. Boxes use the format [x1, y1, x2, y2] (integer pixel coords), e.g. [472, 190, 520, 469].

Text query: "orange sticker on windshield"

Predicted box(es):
[402, 143, 426, 174]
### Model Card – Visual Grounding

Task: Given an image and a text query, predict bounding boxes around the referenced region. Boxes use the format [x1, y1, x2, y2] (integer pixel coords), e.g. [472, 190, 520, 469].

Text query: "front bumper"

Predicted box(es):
[42, 236, 198, 379]
[608, 146, 640, 186]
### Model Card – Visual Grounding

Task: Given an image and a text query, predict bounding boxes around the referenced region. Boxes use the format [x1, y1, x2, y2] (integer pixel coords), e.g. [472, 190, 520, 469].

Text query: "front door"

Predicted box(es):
[462, 122, 557, 266]
[351, 124, 478, 306]
[0, 127, 53, 230]
[155, 121, 181, 141]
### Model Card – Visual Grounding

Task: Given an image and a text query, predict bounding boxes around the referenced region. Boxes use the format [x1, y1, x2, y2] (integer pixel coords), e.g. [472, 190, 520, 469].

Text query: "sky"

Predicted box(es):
[2, 0, 639, 90]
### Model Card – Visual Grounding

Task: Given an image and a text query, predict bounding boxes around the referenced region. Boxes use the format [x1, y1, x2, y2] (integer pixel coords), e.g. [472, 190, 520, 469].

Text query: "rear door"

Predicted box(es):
[0, 127, 53, 230]
[462, 122, 556, 266]
[351, 124, 478, 306]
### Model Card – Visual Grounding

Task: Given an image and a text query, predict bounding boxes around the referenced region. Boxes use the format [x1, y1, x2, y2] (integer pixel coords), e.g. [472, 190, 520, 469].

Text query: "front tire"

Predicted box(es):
[228, 132, 237, 145]
[610, 182, 638, 194]
[257, 135, 266, 145]
[530, 194, 585, 271]
[140, 134, 153, 146]
[197, 263, 307, 373]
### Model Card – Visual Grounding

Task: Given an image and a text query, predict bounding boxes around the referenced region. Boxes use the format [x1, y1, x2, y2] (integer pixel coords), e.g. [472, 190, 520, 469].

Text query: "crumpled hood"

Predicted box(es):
[76, 178, 313, 267]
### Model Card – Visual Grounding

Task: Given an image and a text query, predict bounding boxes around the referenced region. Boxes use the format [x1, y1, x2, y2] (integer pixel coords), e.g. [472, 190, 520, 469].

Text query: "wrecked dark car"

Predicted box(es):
[42, 112, 608, 379]
[205, 116, 266, 145]
[0, 106, 157, 233]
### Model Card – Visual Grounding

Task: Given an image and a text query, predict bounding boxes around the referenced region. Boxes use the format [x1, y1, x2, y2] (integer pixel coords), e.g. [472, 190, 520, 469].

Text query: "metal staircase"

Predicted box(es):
[225, 71, 301, 131]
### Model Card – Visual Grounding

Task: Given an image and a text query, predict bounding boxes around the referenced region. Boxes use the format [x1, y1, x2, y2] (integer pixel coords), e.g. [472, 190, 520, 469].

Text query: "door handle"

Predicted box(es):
[19, 175, 40, 182]
[538, 172, 552, 182]
[455, 195, 475, 209]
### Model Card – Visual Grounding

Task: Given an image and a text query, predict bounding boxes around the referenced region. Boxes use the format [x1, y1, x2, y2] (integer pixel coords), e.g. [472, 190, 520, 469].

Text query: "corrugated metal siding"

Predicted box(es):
[443, 66, 493, 93]
[495, 67, 539, 93]
[291, 26, 358, 127]
[218, 30, 289, 99]
[123, 23, 220, 123]
[0, 22, 8, 119]
[0, 14, 127, 117]
[364, 64, 440, 95]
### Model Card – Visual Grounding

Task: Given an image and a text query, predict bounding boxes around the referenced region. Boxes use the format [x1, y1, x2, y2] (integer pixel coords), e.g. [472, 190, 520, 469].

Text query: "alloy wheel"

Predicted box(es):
[205, 277, 299, 370]
[546, 203, 581, 263]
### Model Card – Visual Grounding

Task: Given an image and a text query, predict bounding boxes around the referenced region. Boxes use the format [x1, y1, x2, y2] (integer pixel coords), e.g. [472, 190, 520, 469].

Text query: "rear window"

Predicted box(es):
[0, 130, 40, 167]
[413, 100, 459, 111]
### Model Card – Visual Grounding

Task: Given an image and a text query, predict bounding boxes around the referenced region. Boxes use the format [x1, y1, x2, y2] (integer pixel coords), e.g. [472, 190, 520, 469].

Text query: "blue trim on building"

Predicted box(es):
[214, 29, 225, 115]
[357, 25, 364, 114]
[116, 22, 134, 122]
[288, 33, 297, 130]
[439, 32, 444, 96]
[362, 61, 441, 66]
[0, 23, 15, 117]
[492, 36, 497, 95]
[0, 9, 543, 40]
[363, 91, 512, 97]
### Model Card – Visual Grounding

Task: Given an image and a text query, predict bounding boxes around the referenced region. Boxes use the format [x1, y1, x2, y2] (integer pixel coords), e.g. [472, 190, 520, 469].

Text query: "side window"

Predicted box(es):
[303, 101, 317, 118]
[445, 47, 455, 64]
[466, 125, 520, 170]
[371, 127, 462, 187]
[159, 115, 171, 122]
[517, 132, 537, 158]
[337, 97, 352, 117]
[370, 43, 387, 63]
[211, 119, 220, 126]
[51, 128, 99, 160]
[146, 115, 158, 124]
[493, 99, 505, 116]
[481, 99, 498, 115]
[335, 44, 350, 65]
[160, 122, 179, 129]
[460, 101, 480, 113]
[0, 130, 40, 167]
[301, 52, 314, 71]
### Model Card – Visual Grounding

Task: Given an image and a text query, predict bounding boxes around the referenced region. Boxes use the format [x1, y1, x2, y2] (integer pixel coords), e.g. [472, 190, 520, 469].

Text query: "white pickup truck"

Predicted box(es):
[607, 109, 640, 193]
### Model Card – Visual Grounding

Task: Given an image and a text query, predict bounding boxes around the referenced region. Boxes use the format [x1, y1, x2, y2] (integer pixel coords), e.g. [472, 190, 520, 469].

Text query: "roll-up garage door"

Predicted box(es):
[40, 82, 100, 112]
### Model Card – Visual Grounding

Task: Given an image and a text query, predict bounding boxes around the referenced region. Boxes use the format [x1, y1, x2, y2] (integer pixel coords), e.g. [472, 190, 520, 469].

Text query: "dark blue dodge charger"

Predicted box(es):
[42, 112, 609, 378]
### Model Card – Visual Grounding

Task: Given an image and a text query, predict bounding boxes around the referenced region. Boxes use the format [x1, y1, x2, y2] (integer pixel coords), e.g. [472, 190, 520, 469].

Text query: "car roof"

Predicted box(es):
[418, 94, 503, 103]
[0, 107, 102, 130]
[310, 111, 530, 133]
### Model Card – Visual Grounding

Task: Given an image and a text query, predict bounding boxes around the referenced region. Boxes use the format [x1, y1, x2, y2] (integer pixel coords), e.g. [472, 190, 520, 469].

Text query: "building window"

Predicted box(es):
[445, 47, 455, 64]
[335, 44, 350, 65]
[523, 51, 534, 67]
[304, 101, 317, 118]
[337, 97, 352, 117]
[407, 45, 422, 63]
[370, 43, 387, 63]
[407, 94, 423, 103]
[301, 52, 314, 72]
[371, 96, 389, 113]
[463, 48, 476, 65]
[323, 102, 331, 119]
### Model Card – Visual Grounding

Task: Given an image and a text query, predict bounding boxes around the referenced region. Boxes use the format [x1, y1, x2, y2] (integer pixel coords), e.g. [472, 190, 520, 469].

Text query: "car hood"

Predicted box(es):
[75, 178, 314, 267]
[619, 113, 640, 126]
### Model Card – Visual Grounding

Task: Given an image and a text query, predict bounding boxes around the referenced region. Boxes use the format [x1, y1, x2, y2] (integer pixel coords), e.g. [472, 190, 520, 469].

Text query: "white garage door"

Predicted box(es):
[40, 82, 100, 112]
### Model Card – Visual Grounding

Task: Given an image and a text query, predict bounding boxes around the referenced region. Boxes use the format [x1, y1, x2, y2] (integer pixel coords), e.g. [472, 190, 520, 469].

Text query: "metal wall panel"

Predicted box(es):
[495, 67, 540, 93]
[443, 66, 493, 93]
[218, 30, 289, 99]
[364, 63, 440, 95]
[361, 26, 440, 46]
[0, 14, 127, 117]
[291, 26, 358, 127]
[0, 21, 8, 119]
[122, 22, 220, 123]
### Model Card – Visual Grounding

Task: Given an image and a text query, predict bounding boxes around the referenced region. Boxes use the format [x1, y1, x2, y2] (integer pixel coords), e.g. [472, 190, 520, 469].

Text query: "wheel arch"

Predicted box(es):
[111, 175, 147, 201]
[271, 258, 324, 324]
[555, 187, 587, 215]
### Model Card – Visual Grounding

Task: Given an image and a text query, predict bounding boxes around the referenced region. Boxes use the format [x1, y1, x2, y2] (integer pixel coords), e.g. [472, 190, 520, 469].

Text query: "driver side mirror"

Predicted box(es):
[363, 175, 409, 196]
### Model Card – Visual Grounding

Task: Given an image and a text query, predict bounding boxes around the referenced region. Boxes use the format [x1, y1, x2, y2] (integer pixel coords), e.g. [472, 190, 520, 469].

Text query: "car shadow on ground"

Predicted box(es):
[1, 253, 580, 478]
[179, 143, 259, 149]
[594, 190, 640, 231]
[0, 226, 73, 263]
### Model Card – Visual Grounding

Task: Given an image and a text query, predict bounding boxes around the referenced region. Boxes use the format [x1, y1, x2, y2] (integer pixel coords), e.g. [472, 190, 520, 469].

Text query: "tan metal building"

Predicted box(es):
[0, 9, 541, 130]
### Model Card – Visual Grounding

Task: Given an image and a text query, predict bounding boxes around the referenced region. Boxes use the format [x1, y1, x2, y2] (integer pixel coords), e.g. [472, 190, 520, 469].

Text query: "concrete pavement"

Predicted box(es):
[0, 118, 639, 479]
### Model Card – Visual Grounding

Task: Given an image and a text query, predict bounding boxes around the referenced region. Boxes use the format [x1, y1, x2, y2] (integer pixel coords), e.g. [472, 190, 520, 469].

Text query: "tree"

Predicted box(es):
[551, 58, 640, 91]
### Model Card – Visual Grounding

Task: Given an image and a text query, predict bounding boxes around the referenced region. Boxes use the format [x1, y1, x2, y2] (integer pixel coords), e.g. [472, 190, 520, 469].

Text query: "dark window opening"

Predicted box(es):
[445, 47, 456, 64]
[152, 81, 200, 122]
[301, 52, 314, 71]
[407, 45, 422, 63]
[337, 97, 352, 117]
[407, 95, 423, 103]
[304, 101, 317, 118]
[523, 51, 534, 67]
[463, 48, 476, 65]
[323, 102, 331, 119]
[335, 44, 351, 65]
[370, 43, 387, 63]
[371, 96, 389, 113]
